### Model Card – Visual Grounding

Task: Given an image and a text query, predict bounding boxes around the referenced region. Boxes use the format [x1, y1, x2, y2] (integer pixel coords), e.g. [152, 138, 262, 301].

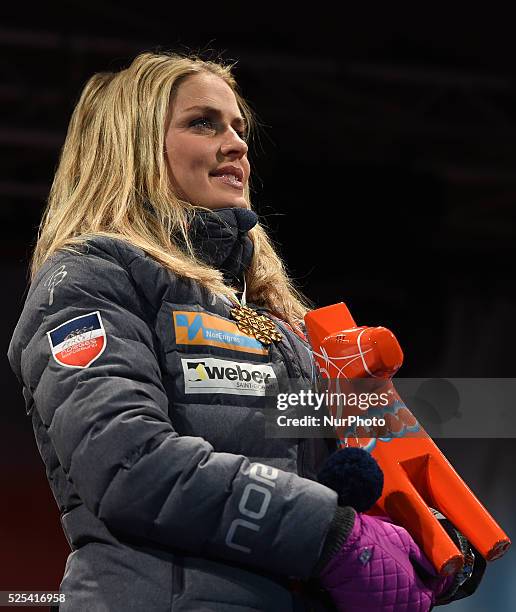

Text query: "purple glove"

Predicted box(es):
[319, 511, 454, 612]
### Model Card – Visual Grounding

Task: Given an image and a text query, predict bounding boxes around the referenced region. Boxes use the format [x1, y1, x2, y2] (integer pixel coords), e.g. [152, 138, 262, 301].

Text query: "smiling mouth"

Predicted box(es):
[210, 174, 244, 189]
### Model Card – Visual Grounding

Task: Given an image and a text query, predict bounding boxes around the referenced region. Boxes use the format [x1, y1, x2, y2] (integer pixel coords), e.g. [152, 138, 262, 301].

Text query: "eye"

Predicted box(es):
[189, 117, 216, 132]
[189, 117, 248, 142]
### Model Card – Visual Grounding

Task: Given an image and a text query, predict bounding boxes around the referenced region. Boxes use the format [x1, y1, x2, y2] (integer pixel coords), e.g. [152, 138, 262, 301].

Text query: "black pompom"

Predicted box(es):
[317, 447, 384, 512]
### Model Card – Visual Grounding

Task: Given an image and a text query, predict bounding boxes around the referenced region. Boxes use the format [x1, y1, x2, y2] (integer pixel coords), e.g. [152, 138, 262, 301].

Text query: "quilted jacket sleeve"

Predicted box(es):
[7, 244, 338, 580]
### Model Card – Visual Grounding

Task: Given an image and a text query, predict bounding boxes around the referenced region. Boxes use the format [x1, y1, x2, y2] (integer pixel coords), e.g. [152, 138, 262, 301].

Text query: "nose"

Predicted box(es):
[219, 129, 248, 159]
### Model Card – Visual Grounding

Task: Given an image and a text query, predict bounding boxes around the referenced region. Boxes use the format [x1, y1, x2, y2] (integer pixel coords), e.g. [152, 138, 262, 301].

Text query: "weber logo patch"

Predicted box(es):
[182, 357, 277, 396]
[47, 311, 107, 369]
[174, 311, 268, 355]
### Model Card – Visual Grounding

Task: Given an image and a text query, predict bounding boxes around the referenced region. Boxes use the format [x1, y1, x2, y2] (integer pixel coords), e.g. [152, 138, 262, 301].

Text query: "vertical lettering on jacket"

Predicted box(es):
[226, 463, 279, 554]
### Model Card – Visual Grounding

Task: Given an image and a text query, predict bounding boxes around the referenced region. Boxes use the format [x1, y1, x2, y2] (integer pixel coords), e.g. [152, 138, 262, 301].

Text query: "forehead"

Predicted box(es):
[172, 73, 241, 116]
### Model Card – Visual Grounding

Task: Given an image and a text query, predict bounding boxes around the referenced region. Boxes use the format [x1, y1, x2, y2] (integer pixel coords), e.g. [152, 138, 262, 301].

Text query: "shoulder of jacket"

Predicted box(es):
[31, 236, 176, 297]
[84, 236, 148, 268]
[29, 236, 140, 282]
[9, 238, 175, 370]
[65, 235, 148, 274]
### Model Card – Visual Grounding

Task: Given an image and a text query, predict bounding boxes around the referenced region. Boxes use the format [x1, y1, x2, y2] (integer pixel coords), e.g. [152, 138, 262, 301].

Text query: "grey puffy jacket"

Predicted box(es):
[8, 228, 343, 611]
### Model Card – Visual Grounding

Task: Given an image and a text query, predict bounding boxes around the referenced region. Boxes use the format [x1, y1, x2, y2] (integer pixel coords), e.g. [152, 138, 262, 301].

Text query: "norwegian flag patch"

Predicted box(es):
[47, 311, 107, 368]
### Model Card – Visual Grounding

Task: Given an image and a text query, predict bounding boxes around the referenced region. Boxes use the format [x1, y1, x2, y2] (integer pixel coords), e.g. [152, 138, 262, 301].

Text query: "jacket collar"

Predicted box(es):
[188, 207, 258, 289]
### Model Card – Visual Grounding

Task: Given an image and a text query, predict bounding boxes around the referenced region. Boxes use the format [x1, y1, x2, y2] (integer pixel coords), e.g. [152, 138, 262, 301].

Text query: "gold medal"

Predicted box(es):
[229, 277, 282, 346]
[231, 304, 283, 346]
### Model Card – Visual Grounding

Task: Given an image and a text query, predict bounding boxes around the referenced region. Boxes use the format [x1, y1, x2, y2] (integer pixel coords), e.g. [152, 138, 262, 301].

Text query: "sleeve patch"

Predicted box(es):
[47, 311, 107, 369]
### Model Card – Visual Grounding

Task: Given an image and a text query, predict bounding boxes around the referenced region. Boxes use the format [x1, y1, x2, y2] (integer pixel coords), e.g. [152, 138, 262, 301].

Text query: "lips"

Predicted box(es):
[209, 165, 245, 190]
[210, 166, 244, 181]
[210, 174, 243, 190]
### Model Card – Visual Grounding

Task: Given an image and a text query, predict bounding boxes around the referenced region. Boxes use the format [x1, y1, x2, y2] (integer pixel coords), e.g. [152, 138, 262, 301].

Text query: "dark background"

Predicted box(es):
[2, 6, 515, 610]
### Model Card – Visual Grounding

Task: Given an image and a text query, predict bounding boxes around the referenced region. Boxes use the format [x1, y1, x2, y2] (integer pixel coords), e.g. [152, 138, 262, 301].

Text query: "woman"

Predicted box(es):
[8, 52, 468, 611]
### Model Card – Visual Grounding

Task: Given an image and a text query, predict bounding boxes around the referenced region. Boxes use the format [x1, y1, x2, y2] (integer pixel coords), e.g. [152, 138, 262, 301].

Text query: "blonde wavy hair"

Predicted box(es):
[32, 51, 310, 327]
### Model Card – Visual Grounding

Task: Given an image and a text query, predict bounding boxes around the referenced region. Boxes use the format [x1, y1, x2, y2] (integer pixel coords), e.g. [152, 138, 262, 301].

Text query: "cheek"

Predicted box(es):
[166, 144, 214, 202]
[165, 136, 179, 174]
[166, 139, 195, 181]
[165, 141, 189, 196]
[173, 140, 211, 177]
[242, 159, 251, 183]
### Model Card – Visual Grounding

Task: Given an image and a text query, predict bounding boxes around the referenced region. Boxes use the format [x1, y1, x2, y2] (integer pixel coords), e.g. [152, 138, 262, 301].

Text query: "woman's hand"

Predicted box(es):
[318, 512, 453, 612]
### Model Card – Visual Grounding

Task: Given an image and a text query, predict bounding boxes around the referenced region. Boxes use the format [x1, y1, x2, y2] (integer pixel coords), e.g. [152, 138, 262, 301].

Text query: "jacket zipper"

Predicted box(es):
[256, 309, 310, 477]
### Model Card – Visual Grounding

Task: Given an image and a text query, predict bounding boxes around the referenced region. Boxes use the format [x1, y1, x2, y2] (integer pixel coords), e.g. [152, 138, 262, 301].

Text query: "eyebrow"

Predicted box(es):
[181, 105, 247, 129]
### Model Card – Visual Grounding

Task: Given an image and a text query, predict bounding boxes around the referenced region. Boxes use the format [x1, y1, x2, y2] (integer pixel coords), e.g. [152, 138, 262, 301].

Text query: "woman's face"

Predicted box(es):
[165, 73, 250, 209]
